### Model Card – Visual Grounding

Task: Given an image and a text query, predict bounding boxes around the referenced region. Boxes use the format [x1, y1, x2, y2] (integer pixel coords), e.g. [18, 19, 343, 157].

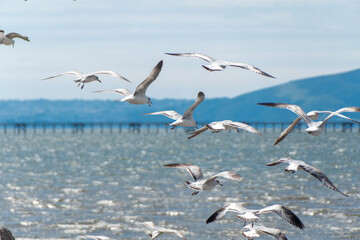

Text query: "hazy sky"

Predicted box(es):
[1, 0, 359, 100]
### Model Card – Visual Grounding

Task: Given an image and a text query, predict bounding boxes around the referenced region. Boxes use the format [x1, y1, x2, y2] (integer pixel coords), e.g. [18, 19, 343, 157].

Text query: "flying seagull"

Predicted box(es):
[93, 60, 163, 106]
[165, 52, 275, 78]
[274, 110, 360, 145]
[143, 221, 187, 240]
[163, 163, 243, 195]
[241, 224, 288, 240]
[43, 71, 130, 90]
[206, 203, 305, 230]
[266, 158, 348, 196]
[187, 120, 262, 139]
[0, 30, 30, 47]
[257, 103, 360, 136]
[143, 91, 205, 129]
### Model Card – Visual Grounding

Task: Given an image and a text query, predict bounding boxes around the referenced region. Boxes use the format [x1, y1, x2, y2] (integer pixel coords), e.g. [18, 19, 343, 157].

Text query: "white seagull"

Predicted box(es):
[93, 60, 163, 106]
[143, 91, 205, 129]
[43, 71, 130, 90]
[0, 30, 30, 47]
[257, 103, 360, 136]
[274, 110, 360, 145]
[187, 120, 262, 139]
[165, 52, 275, 78]
[206, 203, 305, 230]
[163, 163, 243, 196]
[241, 224, 288, 240]
[266, 158, 348, 196]
[143, 221, 187, 240]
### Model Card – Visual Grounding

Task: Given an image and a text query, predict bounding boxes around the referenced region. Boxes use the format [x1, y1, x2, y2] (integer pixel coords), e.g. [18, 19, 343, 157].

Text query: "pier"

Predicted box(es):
[0, 122, 359, 134]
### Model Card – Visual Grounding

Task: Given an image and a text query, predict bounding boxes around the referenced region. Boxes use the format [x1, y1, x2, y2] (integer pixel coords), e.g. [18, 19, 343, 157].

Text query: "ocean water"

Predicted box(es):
[0, 131, 359, 240]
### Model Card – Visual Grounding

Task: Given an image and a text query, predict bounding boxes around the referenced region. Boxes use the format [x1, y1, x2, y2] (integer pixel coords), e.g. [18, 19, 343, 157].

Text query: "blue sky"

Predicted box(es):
[1, 0, 360, 100]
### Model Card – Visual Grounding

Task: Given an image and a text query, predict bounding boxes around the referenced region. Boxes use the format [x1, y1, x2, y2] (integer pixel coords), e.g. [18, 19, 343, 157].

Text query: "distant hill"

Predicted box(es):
[1, 69, 360, 123]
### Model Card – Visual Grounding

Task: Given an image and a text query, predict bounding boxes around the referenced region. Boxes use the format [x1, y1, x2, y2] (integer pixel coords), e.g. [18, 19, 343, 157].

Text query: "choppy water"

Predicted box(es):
[0, 131, 359, 240]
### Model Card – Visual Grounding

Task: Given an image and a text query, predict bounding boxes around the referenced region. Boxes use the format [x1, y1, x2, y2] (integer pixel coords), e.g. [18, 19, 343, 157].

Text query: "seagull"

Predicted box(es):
[165, 52, 275, 78]
[257, 103, 360, 136]
[0, 30, 30, 47]
[187, 120, 262, 139]
[206, 203, 305, 230]
[93, 60, 163, 106]
[143, 91, 205, 129]
[266, 158, 348, 196]
[241, 224, 288, 240]
[274, 110, 360, 145]
[163, 163, 243, 195]
[43, 71, 130, 90]
[143, 221, 187, 240]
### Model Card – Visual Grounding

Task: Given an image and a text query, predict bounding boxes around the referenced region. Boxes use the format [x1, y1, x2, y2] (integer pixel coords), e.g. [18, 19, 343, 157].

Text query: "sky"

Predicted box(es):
[1, 0, 360, 100]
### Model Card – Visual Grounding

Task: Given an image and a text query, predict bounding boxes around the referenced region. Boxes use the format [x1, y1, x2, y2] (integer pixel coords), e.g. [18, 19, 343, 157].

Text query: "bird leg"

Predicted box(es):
[81, 84, 85, 90]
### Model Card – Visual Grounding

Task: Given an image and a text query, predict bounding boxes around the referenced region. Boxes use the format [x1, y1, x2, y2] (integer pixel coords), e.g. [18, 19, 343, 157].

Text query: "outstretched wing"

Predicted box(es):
[42, 71, 83, 80]
[182, 92, 205, 119]
[89, 71, 131, 83]
[6, 32, 30, 41]
[165, 52, 214, 63]
[134, 60, 163, 96]
[187, 126, 209, 139]
[257, 103, 312, 126]
[207, 171, 243, 182]
[321, 107, 360, 126]
[163, 163, 203, 181]
[265, 158, 292, 167]
[256, 204, 305, 230]
[226, 62, 275, 78]
[224, 121, 262, 136]
[143, 221, 155, 229]
[206, 203, 245, 224]
[274, 117, 302, 146]
[300, 164, 348, 197]
[143, 111, 182, 120]
[92, 88, 132, 97]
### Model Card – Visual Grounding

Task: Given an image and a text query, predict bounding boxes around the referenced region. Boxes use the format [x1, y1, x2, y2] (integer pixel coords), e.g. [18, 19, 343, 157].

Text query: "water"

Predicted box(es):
[0, 131, 359, 240]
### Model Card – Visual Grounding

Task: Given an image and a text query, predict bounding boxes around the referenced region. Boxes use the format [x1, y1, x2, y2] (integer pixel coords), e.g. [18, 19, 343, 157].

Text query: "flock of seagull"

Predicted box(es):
[2, 27, 359, 240]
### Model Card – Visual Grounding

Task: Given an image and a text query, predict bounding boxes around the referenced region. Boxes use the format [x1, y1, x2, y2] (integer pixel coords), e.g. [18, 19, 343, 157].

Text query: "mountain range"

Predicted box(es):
[1, 69, 360, 123]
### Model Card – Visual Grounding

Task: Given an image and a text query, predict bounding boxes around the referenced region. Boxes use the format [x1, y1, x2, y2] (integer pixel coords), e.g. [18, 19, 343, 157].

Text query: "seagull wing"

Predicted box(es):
[314, 110, 360, 124]
[134, 60, 163, 96]
[321, 107, 360, 126]
[206, 203, 245, 224]
[226, 62, 275, 78]
[256, 226, 288, 240]
[224, 121, 262, 136]
[300, 164, 348, 196]
[207, 171, 243, 182]
[162, 229, 186, 240]
[142, 111, 182, 120]
[256, 204, 305, 229]
[89, 71, 131, 83]
[265, 158, 293, 167]
[187, 126, 209, 140]
[182, 92, 205, 119]
[92, 88, 132, 97]
[143, 221, 155, 229]
[274, 117, 302, 146]
[165, 52, 214, 63]
[257, 103, 312, 126]
[6, 32, 30, 41]
[42, 71, 84, 80]
[83, 235, 112, 240]
[163, 163, 203, 181]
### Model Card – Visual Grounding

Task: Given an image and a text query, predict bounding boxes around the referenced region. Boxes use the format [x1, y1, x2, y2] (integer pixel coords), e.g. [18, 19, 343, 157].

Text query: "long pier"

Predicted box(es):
[0, 122, 359, 134]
